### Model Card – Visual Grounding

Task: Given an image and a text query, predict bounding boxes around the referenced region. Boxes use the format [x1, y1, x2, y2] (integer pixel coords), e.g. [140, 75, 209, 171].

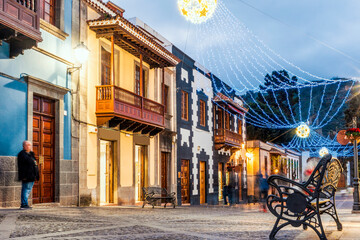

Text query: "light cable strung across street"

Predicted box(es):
[184, 0, 355, 130]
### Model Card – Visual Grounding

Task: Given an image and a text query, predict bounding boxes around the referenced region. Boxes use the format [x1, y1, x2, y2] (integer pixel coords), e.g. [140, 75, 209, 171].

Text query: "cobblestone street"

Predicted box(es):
[0, 195, 358, 240]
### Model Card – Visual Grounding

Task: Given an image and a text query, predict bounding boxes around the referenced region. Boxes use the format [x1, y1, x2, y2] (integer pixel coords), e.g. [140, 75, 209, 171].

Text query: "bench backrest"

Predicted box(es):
[143, 187, 169, 197]
[304, 154, 343, 198]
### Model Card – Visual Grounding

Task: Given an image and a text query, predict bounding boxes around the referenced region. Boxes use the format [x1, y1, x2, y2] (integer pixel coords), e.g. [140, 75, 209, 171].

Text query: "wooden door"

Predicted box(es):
[106, 142, 114, 203]
[32, 95, 55, 204]
[200, 161, 206, 204]
[181, 159, 190, 204]
[218, 163, 224, 201]
[136, 145, 146, 201]
[161, 152, 169, 202]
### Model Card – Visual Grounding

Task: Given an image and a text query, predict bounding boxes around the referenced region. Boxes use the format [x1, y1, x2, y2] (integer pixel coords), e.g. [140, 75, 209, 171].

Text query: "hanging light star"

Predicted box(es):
[296, 123, 310, 138]
[319, 147, 329, 157]
[178, 0, 217, 24]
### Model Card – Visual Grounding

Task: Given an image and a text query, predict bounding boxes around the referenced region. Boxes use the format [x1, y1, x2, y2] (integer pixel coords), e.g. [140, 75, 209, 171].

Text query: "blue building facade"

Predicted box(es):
[0, 0, 78, 207]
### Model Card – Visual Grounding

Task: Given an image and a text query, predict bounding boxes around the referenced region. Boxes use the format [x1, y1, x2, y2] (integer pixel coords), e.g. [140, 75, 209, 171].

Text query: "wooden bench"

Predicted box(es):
[142, 187, 176, 208]
[267, 154, 343, 240]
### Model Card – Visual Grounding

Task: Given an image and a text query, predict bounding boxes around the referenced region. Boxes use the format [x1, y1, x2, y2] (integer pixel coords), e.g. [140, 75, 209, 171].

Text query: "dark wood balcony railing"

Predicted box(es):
[96, 85, 165, 128]
[0, 0, 42, 57]
[15, 0, 36, 11]
[214, 128, 242, 150]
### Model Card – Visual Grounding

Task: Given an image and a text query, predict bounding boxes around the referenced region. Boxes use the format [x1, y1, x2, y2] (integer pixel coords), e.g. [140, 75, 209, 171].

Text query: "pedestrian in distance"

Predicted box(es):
[227, 166, 236, 206]
[259, 173, 269, 212]
[17, 140, 39, 209]
[223, 185, 228, 205]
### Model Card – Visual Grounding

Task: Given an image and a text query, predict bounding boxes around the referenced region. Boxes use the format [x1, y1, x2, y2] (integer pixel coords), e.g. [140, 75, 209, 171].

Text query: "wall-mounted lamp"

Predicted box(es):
[67, 42, 90, 74]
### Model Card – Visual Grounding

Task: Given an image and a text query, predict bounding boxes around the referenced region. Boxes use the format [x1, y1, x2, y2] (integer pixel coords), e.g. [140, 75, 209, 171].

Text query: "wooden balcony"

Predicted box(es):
[96, 85, 165, 136]
[214, 129, 242, 150]
[0, 0, 42, 57]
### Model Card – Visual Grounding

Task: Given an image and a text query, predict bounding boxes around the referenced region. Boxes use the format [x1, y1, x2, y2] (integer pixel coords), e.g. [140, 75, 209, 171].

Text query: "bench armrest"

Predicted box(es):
[268, 175, 313, 196]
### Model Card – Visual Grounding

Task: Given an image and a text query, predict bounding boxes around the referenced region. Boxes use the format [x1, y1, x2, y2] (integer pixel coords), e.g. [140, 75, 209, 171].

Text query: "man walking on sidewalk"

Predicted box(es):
[17, 141, 39, 209]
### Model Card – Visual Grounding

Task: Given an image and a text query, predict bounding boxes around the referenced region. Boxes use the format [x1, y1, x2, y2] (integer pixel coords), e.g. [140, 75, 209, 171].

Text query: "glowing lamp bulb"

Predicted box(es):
[245, 152, 253, 159]
[74, 42, 90, 64]
[178, 0, 218, 24]
[319, 147, 329, 157]
[296, 123, 310, 138]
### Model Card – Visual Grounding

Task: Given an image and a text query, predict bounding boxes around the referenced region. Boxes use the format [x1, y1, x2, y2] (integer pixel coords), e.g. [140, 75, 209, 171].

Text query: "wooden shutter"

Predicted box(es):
[200, 100, 206, 126]
[164, 85, 169, 113]
[181, 91, 188, 120]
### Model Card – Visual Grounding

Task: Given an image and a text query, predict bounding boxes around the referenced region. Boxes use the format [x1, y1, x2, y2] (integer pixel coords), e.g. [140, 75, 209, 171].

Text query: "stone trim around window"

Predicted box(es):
[40, 19, 69, 41]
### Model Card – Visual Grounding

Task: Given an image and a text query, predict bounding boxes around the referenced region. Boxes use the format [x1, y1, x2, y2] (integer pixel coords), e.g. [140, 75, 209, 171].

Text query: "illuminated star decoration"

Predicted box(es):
[319, 147, 329, 157]
[296, 123, 310, 138]
[178, 0, 217, 24]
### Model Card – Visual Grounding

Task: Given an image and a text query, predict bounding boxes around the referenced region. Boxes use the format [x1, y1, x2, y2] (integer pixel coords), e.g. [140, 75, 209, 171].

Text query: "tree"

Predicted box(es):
[245, 70, 298, 144]
[344, 81, 360, 128]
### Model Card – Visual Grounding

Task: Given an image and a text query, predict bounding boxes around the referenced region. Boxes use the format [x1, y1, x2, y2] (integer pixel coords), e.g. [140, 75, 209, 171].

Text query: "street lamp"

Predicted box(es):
[349, 117, 360, 213]
[67, 42, 90, 73]
[352, 138, 360, 213]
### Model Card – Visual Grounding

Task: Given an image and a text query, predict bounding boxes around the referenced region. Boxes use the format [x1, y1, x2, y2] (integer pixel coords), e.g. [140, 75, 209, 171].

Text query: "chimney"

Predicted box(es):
[106, 1, 125, 17]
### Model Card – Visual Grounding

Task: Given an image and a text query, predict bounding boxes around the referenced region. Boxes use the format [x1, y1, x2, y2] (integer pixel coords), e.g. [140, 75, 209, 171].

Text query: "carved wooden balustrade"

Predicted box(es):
[214, 128, 242, 150]
[0, 0, 42, 57]
[96, 85, 165, 132]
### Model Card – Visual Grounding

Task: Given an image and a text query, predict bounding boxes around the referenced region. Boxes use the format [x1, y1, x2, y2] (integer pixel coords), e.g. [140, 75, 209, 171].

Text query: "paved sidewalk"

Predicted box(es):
[295, 195, 360, 240]
[0, 195, 358, 239]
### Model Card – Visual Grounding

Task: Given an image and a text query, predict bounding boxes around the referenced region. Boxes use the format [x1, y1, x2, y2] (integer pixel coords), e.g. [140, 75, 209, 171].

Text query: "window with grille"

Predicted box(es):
[238, 119, 242, 134]
[181, 91, 188, 121]
[225, 112, 230, 130]
[135, 65, 147, 96]
[42, 0, 56, 25]
[164, 85, 169, 113]
[101, 47, 111, 85]
[216, 109, 223, 129]
[199, 100, 206, 126]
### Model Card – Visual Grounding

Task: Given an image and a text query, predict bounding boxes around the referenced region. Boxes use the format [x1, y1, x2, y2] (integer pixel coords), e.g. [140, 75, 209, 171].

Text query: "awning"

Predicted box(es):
[228, 105, 245, 116]
[269, 149, 286, 156]
[88, 16, 180, 68]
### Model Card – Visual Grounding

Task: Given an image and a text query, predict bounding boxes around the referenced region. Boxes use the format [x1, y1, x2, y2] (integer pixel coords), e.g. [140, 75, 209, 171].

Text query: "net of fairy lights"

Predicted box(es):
[181, 0, 355, 131]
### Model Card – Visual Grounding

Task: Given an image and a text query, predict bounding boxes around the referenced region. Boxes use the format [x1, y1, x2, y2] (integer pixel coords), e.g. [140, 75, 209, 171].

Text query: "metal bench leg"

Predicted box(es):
[317, 213, 327, 240]
[269, 218, 281, 240]
[270, 219, 295, 240]
[324, 203, 342, 231]
[305, 214, 327, 240]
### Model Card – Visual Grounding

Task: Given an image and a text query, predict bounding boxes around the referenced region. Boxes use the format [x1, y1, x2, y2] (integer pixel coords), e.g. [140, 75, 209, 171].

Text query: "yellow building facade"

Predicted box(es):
[246, 140, 301, 199]
[78, 1, 180, 205]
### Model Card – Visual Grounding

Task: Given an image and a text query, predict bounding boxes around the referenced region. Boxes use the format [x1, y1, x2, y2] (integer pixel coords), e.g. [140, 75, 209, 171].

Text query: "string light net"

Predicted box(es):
[178, 0, 218, 24]
[184, 0, 354, 130]
[283, 130, 355, 158]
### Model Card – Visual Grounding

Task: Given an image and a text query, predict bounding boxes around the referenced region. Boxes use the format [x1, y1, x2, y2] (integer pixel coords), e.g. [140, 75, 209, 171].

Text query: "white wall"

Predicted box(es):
[191, 70, 214, 195]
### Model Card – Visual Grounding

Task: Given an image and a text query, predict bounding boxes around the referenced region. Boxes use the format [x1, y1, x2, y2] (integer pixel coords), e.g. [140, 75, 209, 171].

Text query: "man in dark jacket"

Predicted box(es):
[18, 140, 38, 209]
